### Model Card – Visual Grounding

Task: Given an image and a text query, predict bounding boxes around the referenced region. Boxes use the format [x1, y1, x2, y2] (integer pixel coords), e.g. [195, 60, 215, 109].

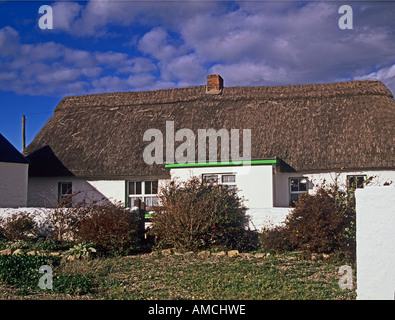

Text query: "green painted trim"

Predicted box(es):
[165, 159, 277, 168]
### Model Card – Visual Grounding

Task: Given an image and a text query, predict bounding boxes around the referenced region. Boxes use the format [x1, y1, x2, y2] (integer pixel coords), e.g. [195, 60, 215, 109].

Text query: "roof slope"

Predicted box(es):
[0, 134, 29, 164]
[24, 80, 395, 178]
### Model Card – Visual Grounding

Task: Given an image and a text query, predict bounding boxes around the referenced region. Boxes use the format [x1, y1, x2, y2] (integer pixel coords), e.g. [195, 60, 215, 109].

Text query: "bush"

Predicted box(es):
[151, 177, 249, 250]
[0, 212, 38, 241]
[259, 175, 364, 259]
[77, 203, 139, 256]
[285, 189, 347, 253]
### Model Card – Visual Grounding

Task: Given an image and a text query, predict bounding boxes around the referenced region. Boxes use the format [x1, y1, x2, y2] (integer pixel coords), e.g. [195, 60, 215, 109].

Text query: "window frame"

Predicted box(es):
[127, 180, 158, 208]
[346, 175, 367, 190]
[289, 177, 308, 207]
[202, 173, 237, 190]
[58, 182, 73, 206]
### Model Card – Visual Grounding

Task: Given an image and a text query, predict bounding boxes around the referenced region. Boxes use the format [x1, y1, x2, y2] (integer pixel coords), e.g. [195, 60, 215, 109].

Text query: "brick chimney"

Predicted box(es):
[206, 74, 223, 94]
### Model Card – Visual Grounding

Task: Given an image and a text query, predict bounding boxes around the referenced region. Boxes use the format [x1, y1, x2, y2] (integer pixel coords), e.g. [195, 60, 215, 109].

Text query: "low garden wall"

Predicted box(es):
[0, 206, 292, 233]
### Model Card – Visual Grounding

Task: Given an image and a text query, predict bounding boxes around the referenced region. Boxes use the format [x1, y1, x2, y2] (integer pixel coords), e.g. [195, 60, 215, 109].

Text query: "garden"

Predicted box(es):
[0, 176, 360, 300]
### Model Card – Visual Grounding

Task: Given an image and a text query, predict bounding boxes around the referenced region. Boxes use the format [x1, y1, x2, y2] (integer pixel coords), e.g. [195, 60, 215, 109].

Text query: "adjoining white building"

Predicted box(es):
[23, 75, 395, 228]
[0, 133, 30, 208]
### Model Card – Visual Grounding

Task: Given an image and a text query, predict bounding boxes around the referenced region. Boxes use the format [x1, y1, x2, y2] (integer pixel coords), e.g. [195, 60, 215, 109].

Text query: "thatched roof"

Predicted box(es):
[0, 134, 29, 165]
[24, 79, 395, 178]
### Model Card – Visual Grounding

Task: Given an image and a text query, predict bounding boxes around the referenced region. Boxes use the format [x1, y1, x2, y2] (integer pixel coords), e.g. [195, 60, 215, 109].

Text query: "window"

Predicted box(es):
[202, 173, 237, 190]
[58, 182, 72, 206]
[203, 174, 218, 184]
[127, 180, 158, 207]
[289, 177, 308, 207]
[347, 175, 366, 190]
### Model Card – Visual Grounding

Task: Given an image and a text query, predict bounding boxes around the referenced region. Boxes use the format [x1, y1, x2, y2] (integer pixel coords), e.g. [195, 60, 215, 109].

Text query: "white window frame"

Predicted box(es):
[346, 175, 366, 190]
[127, 180, 158, 207]
[202, 173, 237, 190]
[289, 177, 308, 206]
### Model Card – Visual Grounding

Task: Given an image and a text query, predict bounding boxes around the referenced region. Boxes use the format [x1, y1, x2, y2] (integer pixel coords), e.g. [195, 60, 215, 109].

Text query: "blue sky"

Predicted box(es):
[1, 0, 395, 151]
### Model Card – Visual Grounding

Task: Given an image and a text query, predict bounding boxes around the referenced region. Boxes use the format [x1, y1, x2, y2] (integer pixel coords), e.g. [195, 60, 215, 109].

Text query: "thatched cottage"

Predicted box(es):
[0, 134, 30, 207]
[24, 75, 395, 211]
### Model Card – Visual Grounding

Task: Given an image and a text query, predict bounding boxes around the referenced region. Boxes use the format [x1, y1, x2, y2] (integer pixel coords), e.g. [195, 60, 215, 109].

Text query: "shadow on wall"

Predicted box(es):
[26, 146, 114, 207]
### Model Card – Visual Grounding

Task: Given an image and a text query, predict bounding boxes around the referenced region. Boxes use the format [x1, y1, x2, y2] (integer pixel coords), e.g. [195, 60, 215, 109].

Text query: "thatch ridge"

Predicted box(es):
[24, 80, 395, 178]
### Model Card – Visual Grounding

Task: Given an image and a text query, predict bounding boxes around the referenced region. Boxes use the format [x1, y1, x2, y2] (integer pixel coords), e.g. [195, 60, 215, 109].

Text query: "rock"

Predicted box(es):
[197, 250, 210, 258]
[49, 252, 60, 256]
[174, 251, 183, 256]
[240, 253, 253, 259]
[0, 248, 11, 255]
[227, 250, 239, 258]
[12, 249, 23, 255]
[212, 251, 226, 257]
[161, 249, 172, 256]
[254, 252, 266, 258]
[311, 253, 317, 260]
[27, 250, 36, 255]
[322, 253, 330, 260]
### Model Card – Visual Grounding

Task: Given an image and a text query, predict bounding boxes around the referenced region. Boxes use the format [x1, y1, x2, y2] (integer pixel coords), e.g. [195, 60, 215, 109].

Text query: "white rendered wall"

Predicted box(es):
[274, 170, 395, 207]
[356, 185, 395, 300]
[28, 177, 126, 207]
[170, 165, 274, 208]
[0, 162, 29, 208]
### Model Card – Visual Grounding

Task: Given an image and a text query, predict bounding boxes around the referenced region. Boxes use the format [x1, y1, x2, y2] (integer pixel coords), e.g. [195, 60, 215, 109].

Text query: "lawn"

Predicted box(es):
[0, 251, 356, 300]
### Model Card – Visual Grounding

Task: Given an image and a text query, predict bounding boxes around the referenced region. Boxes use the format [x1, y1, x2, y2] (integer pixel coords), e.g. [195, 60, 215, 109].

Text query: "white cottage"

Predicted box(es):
[23, 75, 395, 227]
[0, 134, 30, 208]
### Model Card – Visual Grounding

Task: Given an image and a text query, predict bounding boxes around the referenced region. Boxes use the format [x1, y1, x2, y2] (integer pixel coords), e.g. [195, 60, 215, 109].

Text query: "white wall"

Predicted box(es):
[356, 185, 395, 300]
[170, 164, 274, 208]
[0, 162, 29, 208]
[274, 170, 395, 207]
[28, 177, 126, 207]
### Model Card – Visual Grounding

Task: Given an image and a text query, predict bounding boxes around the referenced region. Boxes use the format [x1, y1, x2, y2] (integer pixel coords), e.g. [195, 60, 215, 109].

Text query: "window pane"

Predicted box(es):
[152, 181, 158, 194]
[299, 179, 307, 192]
[203, 174, 218, 183]
[222, 175, 236, 183]
[61, 182, 72, 195]
[290, 194, 300, 207]
[356, 176, 365, 188]
[128, 182, 135, 195]
[290, 179, 299, 192]
[135, 181, 142, 194]
[145, 181, 152, 194]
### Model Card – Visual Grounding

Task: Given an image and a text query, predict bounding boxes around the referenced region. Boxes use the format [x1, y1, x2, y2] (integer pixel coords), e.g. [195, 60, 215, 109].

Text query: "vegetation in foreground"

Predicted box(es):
[0, 250, 356, 300]
[0, 174, 361, 300]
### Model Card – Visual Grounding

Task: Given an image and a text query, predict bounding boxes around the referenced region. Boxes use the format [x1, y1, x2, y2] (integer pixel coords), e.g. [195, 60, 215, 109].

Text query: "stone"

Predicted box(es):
[27, 250, 36, 255]
[197, 250, 210, 258]
[227, 250, 239, 258]
[49, 252, 60, 256]
[212, 251, 226, 257]
[161, 249, 172, 256]
[255, 252, 266, 258]
[174, 251, 183, 256]
[322, 253, 330, 260]
[0, 248, 11, 255]
[12, 249, 23, 255]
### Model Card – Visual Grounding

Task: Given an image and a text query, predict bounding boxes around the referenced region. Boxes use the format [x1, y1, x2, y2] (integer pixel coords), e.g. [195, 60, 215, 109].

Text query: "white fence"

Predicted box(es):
[356, 185, 395, 300]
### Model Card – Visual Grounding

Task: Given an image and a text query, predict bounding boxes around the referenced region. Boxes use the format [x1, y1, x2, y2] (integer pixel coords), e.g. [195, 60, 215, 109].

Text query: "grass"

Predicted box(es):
[0, 251, 356, 300]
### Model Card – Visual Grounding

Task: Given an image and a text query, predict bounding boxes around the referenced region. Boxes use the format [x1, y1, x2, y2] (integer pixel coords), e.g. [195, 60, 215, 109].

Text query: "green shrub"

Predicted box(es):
[77, 203, 139, 256]
[151, 177, 249, 250]
[0, 254, 61, 290]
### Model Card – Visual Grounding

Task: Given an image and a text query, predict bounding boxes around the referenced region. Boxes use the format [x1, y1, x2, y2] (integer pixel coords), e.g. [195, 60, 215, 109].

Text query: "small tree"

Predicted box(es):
[151, 177, 251, 250]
